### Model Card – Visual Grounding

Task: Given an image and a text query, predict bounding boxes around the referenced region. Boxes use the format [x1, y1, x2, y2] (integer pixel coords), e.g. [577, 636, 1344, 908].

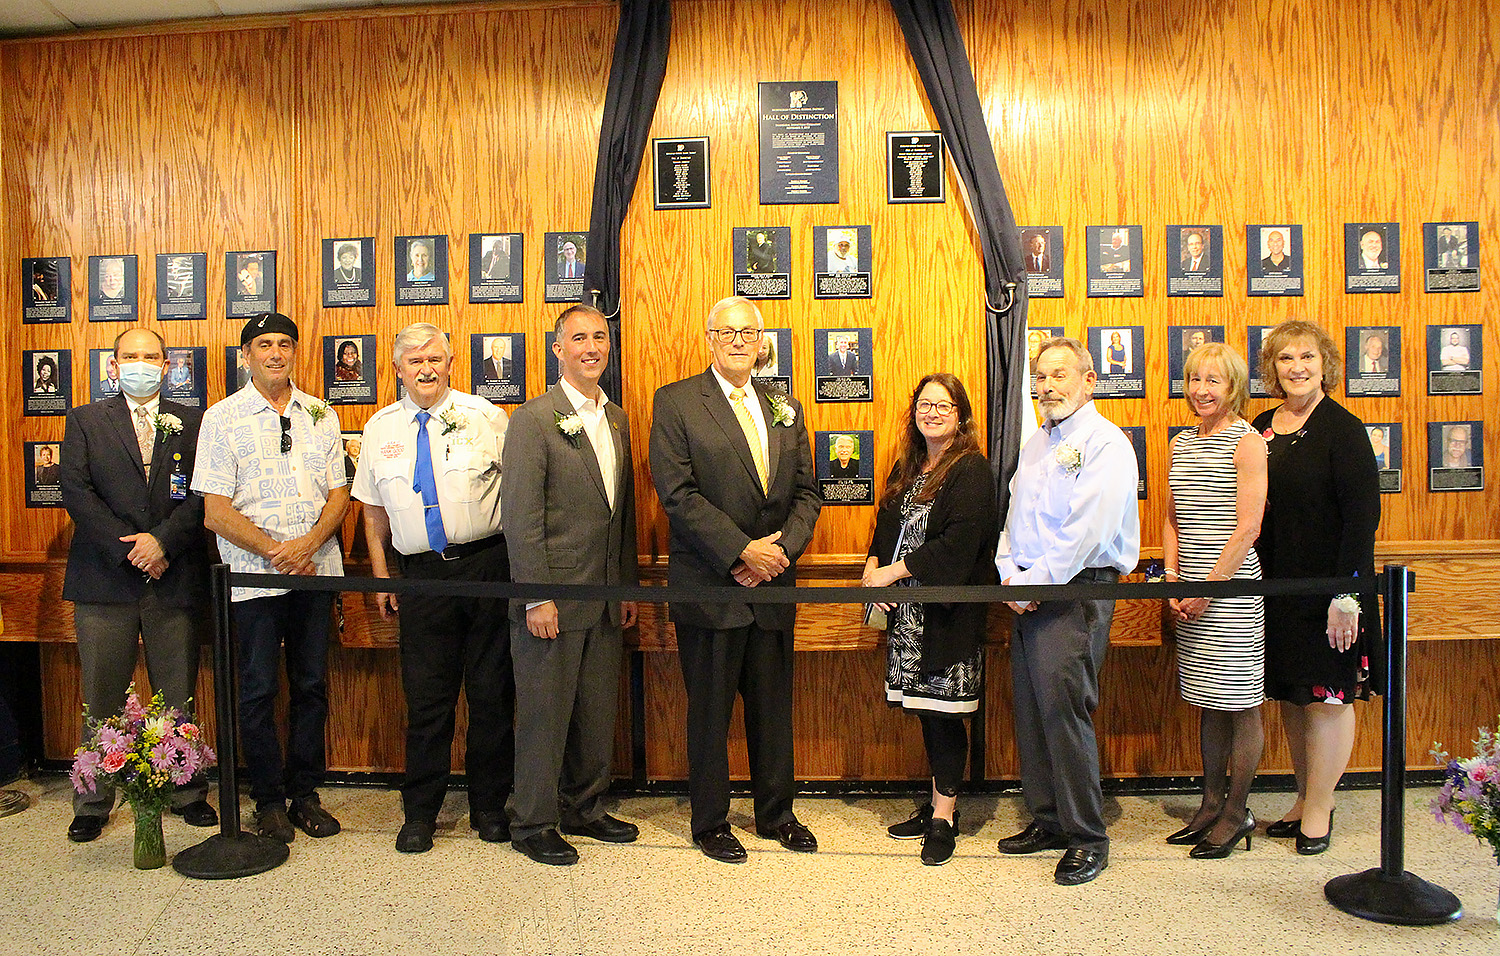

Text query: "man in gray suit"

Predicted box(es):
[502, 305, 639, 866]
[649, 295, 822, 863]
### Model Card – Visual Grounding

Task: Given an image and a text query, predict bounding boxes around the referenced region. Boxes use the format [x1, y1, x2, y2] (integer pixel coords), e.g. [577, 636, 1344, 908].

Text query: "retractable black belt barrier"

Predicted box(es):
[176, 564, 1460, 926]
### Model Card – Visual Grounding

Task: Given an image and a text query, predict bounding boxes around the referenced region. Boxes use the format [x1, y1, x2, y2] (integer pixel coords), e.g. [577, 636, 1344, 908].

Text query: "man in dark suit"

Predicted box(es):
[649, 295, 823, 863]
[484, 337, 514, 382]
[60, 328, 216, 842]
[1025, 232, 1051, 274]
[502, 305, 639, 866]
[828, 333, 862, 376]
[481, 238, 509, 280]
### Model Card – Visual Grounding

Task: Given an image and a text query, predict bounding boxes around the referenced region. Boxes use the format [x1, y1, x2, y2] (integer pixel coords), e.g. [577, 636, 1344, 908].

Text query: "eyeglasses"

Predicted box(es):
[279, 415, 292, 454]
[915, 400, 957, 416]
[708, 327, 763, 345]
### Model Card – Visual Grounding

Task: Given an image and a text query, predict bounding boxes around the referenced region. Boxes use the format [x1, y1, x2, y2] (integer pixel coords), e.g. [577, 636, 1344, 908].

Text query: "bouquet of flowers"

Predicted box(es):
[1431, 719, 1500, 864]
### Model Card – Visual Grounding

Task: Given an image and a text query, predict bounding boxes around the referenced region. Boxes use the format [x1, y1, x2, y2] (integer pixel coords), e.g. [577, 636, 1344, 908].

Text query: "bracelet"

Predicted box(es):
[1332, 593, 1361, 614]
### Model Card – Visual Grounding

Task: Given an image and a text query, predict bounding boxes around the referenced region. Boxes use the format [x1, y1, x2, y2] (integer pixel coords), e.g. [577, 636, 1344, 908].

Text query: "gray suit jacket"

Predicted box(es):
[502, 384, 637, 630]
[649, 369, 821, 632]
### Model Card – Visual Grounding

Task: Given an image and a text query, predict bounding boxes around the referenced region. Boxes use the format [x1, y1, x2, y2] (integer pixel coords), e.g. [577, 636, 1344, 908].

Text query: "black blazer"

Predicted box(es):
[869, 452, 999, 670]
[649, 369, 822, 632]
[60, 394, 209, 608]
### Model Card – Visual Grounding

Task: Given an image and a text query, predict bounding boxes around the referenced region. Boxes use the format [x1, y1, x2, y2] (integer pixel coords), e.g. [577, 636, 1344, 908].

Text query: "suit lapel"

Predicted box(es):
[605, 402, 627, 504]
[549, 385, 610, 506]
[105, 395, 149, 482]
[699, 370, 763, 496]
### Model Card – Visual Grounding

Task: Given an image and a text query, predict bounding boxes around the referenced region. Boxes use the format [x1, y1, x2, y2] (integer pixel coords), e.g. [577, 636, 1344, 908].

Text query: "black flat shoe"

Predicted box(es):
[562, 813, 639, 843]
[1265, 818, 1301, 839]
[171, 800, 219, 828]
[396, 820, 435, 853]
[68, 814, 104, 843]
[1189, 811, 1256, 859]
[471, 810, 511, 843]
[1054, 847, 1108, 885]
[514, 828, 578, 866]
[888, 803, 933, 840]
[756, 818, 818, 852]
[921, 818, 957, 866]
[1295, 808, 1335, 855]
[997, 821, 1070, 855]
[1164, 821, 1214, 845]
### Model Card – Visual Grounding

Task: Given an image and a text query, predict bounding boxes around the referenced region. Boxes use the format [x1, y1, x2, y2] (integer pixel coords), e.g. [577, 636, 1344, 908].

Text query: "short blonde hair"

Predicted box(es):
[1183, 343, 1250, 417]
[1259, 319, 1341, 398]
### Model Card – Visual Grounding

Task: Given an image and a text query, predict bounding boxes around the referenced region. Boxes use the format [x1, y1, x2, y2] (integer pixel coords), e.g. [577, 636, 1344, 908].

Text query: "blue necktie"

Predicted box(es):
[413, 411, 447, 554]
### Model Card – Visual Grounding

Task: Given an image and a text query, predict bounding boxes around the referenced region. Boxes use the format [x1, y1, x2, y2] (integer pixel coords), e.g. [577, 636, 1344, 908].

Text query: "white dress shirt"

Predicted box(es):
[558, 377, 616, 509]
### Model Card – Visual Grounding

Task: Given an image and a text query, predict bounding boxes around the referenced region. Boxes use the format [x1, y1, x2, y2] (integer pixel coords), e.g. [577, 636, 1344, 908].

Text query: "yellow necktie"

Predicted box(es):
[730, 388, 768, 492]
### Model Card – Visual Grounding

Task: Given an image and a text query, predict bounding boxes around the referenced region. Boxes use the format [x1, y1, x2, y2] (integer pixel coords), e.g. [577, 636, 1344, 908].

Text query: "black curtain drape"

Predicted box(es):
[582, 0, 672, 406]
[888, 0, 1029, 518]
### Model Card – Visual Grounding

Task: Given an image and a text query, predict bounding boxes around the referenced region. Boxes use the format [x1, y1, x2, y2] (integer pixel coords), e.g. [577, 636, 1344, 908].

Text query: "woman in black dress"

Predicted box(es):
[862, 373, 997, 865]
[1252, 320, 1380, 854]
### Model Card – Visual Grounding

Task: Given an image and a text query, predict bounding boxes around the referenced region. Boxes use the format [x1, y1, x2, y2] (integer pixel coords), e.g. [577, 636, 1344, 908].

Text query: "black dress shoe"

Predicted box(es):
[471, 810, 511, 843]
[289, 796, 341, 838]
[171, 800, 219, 828]
[1054, 847, 1108, 885]
[396, 821, 435, 853]
[1265, 818, 1301, 839]
[755, 819, 818, 852]
[68, 815, 104, 843]
[694, 824, 747, 863]
[1165, 821, 1214, 845]
[996, 821, 1070, 855]
[1189, 810, 1256, 859]
[515, 828, 579, 866]
[562, 813, 639, 843]
[921, 818, 957, 866]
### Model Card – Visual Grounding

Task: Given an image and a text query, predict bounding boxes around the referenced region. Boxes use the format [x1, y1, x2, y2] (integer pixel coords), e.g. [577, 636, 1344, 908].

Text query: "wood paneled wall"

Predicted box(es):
[4, 0, 1498, 778]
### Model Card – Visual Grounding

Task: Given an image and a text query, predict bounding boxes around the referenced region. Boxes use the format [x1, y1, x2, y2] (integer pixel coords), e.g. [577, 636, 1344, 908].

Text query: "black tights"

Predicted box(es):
[918, 712, 969, 796]
[1188, 706, 1264, 842]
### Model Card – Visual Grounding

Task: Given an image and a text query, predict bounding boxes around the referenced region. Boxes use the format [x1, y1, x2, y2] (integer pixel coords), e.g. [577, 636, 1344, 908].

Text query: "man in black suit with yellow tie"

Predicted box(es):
[60, 328, 215, 842]
[649, 295, 822, 863]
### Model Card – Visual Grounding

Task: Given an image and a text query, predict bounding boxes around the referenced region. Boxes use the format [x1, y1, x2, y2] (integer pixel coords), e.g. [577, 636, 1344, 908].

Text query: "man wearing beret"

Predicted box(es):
[193, 313, 349, 843]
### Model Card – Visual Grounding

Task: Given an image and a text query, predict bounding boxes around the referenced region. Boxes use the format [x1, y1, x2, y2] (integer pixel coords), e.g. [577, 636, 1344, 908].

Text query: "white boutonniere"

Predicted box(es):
[555, 411, 584, 446]
[305, 401, 330, 426]
[438, 408, 468, 436]
[768, 394, 795, 427]
[1054, 442, 1083, 475]
[153, 413, 183, 437]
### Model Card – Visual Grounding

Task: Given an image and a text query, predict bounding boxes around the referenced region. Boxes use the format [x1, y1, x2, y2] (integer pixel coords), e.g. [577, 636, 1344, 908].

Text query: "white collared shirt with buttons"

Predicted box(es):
[192, 382, 346, 601]
[351, 388, 507, 556]
[557, 376, 616, 509]
[709, 365, 768, 466]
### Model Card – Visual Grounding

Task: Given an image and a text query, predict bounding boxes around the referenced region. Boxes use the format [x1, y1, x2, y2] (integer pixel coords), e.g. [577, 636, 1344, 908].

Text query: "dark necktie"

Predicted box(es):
[413, 411, 447, 553]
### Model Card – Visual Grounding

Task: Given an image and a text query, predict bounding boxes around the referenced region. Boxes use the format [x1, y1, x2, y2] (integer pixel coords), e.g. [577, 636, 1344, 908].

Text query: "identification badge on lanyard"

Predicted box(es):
[169, 453, 188, 500]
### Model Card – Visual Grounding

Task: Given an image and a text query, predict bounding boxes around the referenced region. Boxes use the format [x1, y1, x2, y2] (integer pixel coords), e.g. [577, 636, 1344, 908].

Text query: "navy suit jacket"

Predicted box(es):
[60, 394, 210, 607]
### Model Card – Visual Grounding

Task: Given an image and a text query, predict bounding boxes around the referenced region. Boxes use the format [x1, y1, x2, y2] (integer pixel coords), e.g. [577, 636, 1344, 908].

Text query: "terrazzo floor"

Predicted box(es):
[1, 777, 1495, 956]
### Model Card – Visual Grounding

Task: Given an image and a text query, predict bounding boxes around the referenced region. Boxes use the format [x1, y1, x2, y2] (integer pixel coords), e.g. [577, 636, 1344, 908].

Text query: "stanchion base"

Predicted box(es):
[1325, 869, 1462, 925]
[172, 830, 290, 879]
[0, 789, 30, 818]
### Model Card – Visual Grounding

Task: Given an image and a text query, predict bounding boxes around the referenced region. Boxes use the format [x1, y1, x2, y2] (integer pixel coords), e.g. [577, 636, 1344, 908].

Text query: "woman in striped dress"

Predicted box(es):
[1162, 343, 1268, 858]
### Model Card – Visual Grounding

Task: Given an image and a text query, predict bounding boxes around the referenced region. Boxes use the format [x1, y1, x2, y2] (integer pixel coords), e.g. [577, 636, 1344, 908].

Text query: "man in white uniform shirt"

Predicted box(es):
[994, 337, 1140, 886]
[193, 312, 349, 844]
[502, 305, 639, 866]
[353, 323, 512, 854]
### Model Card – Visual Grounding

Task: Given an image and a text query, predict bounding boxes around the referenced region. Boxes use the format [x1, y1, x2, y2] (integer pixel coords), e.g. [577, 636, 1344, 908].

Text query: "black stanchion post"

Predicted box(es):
[630, 649, 647, 789]
[1324, 565, 1460, 924]
[172, 564, 290, 878]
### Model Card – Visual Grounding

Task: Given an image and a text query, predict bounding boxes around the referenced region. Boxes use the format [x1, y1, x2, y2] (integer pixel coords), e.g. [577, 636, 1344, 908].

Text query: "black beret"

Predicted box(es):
[240, 312, 299, 346]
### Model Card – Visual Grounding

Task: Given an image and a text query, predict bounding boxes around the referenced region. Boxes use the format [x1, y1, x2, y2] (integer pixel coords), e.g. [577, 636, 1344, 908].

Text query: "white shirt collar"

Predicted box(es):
[559, 376, 605, 413]
[709, 364, 755, 402]
[401, 388, 455, 421]
[125, 393, 161, 418]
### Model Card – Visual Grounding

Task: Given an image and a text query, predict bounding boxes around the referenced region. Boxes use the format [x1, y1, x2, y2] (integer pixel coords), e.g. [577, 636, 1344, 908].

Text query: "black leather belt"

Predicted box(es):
[401, 533, 505, 567]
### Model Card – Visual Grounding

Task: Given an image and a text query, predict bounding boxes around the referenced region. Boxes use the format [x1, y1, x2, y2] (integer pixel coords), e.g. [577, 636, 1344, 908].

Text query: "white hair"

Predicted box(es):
[705, 295, 763, 331]
[392, 323, 449, 365]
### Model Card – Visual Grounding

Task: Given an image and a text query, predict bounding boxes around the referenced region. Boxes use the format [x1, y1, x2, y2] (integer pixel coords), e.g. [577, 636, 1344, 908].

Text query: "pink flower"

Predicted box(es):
[122, 693, 147, 722]
[98, 726, 133, 752]
[100, 751, 128, 774]
[179, 722, 199, 740]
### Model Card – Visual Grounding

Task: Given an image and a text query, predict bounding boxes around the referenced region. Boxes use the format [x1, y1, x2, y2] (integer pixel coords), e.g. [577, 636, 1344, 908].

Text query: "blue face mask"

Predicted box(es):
[118, 361, 163, 399]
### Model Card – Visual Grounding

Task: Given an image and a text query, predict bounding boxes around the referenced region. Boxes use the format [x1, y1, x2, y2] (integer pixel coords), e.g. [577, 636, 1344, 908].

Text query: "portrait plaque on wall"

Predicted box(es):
[1088, 326, 1145, 397]
[1122, 426, 1147, 500]
[322, 238, 376, 308]
[226, 250, 276, 318]
[1247, 326, 1273, 398]
[469, 233, 524, 304]
[1423, 221, 1479, 293]
[814, 328, 873, 403]
[88, 254, 138, 323]
[1167, 325, 1226, 397]
[1366, 423, 1402, 493]
[1025, 327, 1064, 368]
[25, 440, 64, 508]
[885, 131, 944, 204]
[750, 328, 792, 396]
[341, 431, 364, 484]
[162, 346, 207, 409]
[156, 253, 207, 320]
[1344, 223, 1400, 293]
[812, 225, 871, 299]
[88, 348, 120, 404]
[733, 226, 791, 299]
[395, 235, 449, 306]
[23, 349, 72, 417]
[1429, 421, 1483, 492]
[1165, 225, 1223, 297]
[471, 333, 526, 405]
[23, 257, 70, 324]
[544, 232, 586, 303]
[225, 346, 249, 395]
[1345, 326, 1400, 397]
[1086, 226, 1143, 297]
[815, 430, 875, 505]
[324, 334, 376, 405]
[758, 81, 839, 205]
[1426, 323, 1481, 395]
[653, 137, 711, 209]
[1020, 227, 1063, 299]
[1246, 225, 1304, 297]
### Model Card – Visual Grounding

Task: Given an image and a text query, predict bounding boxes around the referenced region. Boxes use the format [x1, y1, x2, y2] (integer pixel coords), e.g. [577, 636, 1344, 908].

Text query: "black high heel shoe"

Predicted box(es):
[1295, 809, 1335, 855]
[1265, 818, 1301, 839]
[1165, 820, 1214, 845]
[1189, 810, 1256, 859]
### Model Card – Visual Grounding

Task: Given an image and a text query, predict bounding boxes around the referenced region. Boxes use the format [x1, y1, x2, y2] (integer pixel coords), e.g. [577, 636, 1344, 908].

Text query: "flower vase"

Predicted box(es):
[132, 803, 166, 870]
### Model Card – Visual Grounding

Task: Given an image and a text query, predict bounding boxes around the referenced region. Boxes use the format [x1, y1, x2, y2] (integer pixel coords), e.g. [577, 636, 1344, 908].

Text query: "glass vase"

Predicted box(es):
[132, 803, 166, 870]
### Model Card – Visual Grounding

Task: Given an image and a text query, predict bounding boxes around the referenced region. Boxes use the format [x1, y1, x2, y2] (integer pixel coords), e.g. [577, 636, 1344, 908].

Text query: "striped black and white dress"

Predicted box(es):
[1168, 418, 1265, 711]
